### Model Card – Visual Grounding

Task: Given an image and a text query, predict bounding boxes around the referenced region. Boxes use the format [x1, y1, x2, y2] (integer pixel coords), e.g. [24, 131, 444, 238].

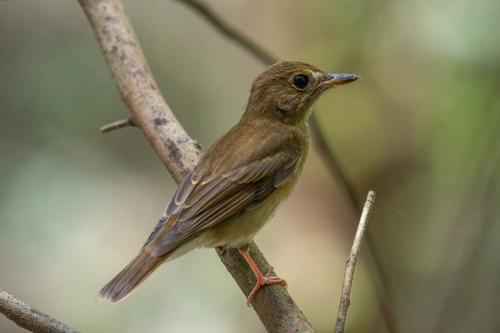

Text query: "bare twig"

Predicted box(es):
[78, 0, 314, 332]
[311, 120, 398, 333]
[100, 118, 135, 133]
[0, 289, 77, 333]
[308, 118, 360, 208]
[172, 0, 277, 65]
[335, 191, 376, 333]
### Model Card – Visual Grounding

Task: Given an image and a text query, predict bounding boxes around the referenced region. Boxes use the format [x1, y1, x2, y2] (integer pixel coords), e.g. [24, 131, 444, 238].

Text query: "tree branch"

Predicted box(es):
[78, 0, 314, 332]
[0, 289, 77, 333]
[80, 0, 202, 182]
[172, 0, 277, 65]
[335, 191, 376, 333]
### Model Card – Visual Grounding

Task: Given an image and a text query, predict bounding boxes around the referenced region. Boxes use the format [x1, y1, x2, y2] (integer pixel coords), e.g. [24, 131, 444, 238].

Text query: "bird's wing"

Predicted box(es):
[144, 148, 301, 257]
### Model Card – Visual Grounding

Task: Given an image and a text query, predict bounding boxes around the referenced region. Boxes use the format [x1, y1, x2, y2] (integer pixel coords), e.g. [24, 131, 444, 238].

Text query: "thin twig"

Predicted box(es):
[311, 120, 398, 333]
[77, 0, 314, 332]
[100, 118, 135, 133]
[308, 118, 360, 208]
[335, 191, 376, 333]
[0, 289, 77, 333]
[172, 0, 277, 65]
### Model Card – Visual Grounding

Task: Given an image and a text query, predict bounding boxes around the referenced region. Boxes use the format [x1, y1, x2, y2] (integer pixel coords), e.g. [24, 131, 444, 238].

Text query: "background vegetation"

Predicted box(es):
[1, 0, 499, 332]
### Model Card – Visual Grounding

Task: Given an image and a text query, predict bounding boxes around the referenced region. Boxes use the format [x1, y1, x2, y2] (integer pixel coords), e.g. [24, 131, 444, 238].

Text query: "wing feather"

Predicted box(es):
[146, 149, 301, 257]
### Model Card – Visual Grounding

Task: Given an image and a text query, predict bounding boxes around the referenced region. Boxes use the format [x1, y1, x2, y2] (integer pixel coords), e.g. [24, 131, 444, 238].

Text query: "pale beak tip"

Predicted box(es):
[328, 72, 360, 84]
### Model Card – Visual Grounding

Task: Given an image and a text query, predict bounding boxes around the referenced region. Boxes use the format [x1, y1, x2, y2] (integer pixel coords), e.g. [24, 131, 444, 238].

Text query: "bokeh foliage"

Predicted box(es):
[1, 0, 499, 332]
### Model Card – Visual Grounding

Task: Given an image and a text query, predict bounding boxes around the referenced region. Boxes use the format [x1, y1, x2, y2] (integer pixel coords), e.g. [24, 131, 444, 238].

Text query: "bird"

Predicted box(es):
[99, 61, 359, 305]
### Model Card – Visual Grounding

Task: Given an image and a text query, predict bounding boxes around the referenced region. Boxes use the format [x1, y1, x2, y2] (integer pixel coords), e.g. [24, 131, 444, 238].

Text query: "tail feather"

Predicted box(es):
[99, 250, 166, 302]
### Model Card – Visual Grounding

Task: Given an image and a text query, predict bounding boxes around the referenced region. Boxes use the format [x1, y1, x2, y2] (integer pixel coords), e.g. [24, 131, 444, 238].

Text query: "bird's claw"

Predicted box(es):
[246, 266, 287, 307]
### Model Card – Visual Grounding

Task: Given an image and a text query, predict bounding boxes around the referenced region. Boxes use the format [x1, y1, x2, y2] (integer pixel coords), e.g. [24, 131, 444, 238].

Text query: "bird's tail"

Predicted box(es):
[99, 250, 166, 303]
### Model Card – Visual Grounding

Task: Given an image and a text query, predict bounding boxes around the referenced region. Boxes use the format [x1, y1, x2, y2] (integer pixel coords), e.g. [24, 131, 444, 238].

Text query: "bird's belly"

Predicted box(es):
[196, 192, 280, 248]
[196, 176, 298, 249]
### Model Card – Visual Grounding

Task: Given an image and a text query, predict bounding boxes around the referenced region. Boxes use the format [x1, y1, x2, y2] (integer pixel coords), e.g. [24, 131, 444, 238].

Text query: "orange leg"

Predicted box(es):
[238, 247, 288, 306]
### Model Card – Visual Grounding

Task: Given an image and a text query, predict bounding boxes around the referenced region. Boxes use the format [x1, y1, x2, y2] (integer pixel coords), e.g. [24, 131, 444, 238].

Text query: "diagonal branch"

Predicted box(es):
[335, 191, 376, 333]
[80, 0, 201, 182]
[78, 0, 314, 332]
[172, 0, 277, 65]
[0, 289, 77, 333]
[171, 1, 397, 332]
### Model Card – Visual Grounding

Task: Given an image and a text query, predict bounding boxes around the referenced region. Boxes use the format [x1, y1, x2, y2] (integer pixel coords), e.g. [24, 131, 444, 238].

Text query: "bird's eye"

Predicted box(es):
[292, 74, 309, 90]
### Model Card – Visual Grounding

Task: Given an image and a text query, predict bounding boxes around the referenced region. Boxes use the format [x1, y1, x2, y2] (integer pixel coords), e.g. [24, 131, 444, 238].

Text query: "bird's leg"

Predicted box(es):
[238, 246, 287, 306]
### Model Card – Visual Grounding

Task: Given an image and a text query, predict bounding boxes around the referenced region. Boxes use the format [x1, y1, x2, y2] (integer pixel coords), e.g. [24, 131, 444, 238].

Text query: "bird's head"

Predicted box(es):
[244, 61, 359, 125]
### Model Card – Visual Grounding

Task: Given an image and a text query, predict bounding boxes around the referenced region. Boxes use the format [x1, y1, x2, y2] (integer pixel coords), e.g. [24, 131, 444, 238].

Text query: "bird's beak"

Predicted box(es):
[322, 72, 360, 88]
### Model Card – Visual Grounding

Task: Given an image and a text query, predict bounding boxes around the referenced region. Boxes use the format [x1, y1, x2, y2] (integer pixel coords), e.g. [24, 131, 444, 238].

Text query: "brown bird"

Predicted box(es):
[99, 61, 358, 304]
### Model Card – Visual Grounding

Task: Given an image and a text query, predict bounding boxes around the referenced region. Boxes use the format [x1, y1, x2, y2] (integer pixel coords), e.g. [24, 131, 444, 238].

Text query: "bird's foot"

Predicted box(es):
[246, 265, 287, 306]
[238, 247, 287, 306]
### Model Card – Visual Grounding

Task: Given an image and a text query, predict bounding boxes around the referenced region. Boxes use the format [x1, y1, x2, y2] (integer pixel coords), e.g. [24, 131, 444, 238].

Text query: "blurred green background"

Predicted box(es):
[1, 0, 499, 332]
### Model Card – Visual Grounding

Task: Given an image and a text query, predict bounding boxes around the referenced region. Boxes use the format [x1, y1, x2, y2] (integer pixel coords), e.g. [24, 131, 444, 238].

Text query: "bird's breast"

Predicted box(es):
[196, 152, 307, 249]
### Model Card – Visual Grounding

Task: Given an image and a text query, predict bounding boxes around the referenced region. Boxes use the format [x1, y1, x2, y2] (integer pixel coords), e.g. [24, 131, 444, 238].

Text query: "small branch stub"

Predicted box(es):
[100, 118, 135, 133]
[335, 190, 376, 333]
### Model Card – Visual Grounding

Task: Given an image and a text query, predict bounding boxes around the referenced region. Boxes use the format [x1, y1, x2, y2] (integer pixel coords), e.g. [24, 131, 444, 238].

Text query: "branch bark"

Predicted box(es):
[335, 191, 376, 333]
[0, 289, 77, 333]
[79, 0, 201, 182]
[78, 0, 314, 332]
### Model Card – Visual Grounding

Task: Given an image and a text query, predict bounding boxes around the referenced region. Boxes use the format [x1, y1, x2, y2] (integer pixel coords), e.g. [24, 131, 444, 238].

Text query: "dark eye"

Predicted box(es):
[292, 74, 309, 90]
